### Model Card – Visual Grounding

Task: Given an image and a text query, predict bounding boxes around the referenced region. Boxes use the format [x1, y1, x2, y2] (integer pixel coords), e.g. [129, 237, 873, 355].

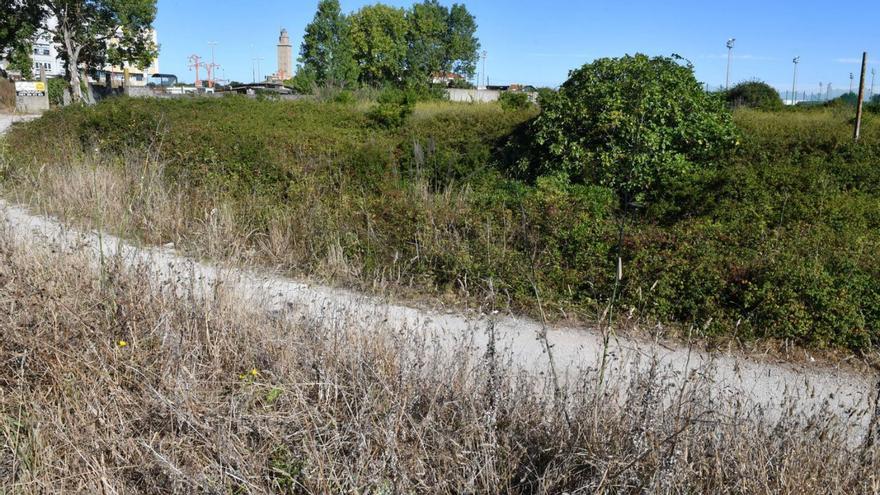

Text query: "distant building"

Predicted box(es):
[431, 71, 464, 86]
[0, 17, 64, 78]
[274, 28, 293, 81]
[94, 29, 160, 87]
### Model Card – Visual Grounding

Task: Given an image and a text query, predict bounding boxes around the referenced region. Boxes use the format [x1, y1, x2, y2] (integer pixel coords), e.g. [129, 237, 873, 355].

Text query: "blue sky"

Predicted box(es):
[155, 0, 878, 94]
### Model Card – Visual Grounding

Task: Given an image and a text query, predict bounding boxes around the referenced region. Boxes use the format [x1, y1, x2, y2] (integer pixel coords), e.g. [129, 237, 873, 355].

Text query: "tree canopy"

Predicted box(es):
[348, 4, 408, 85]
[297, 0, 480, 88]
[299, 0, 358, 87]
[2, 0, 159, 102]
[44, 0, 158, 101]
[1, 0, 44, 78]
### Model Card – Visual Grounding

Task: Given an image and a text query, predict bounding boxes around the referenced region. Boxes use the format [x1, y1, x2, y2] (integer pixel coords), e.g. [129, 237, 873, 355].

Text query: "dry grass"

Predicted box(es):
[0, 218, 879, 493]
[1, 152, 478, 303]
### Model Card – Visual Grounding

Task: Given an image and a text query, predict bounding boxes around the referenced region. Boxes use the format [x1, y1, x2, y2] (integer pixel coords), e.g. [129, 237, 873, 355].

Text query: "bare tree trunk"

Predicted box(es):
[58, 16, 83, 103]
[68, 62, 82, 102]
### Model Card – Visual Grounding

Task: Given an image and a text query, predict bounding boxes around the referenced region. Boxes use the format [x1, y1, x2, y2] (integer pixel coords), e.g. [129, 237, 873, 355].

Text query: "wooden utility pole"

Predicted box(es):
[854, 52, 868, 141]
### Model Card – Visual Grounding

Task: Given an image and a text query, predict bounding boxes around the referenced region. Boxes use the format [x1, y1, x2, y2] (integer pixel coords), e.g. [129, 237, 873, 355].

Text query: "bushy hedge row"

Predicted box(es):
[4, 96, 880, 351]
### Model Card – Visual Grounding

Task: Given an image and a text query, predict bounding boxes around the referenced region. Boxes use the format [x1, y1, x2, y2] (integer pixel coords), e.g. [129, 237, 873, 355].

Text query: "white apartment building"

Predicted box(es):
[0, 29, 64, 78]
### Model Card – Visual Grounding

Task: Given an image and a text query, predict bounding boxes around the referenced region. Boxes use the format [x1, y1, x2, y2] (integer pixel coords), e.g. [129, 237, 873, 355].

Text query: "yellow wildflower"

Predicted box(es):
[117, 340, 128, 348]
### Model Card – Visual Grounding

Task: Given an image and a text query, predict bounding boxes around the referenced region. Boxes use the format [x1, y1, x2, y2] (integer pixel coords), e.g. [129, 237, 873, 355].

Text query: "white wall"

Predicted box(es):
[445, 88, 502, 103]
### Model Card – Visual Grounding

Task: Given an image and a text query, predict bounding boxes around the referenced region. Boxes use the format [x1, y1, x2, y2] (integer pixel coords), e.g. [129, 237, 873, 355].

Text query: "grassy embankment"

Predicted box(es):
[0, 223, 878, 492]
[2, 96, 879, 352]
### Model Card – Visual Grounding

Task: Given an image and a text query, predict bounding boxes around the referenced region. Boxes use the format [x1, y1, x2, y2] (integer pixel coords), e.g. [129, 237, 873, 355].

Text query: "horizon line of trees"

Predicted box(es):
[290, 0, 480, 91]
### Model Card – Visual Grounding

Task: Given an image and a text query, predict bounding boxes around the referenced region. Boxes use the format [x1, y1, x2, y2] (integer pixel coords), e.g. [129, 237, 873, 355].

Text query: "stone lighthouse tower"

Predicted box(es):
[277, 28, 293, 81]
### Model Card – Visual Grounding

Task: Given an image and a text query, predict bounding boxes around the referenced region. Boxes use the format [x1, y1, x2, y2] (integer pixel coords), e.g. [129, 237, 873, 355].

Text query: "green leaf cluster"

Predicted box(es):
[523, 54, 738, 203]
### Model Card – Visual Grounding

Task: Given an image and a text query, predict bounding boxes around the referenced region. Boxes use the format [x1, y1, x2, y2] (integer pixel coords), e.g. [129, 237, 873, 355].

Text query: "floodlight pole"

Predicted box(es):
[870, 68, 876, 99]
[481, 50, 487, 89]
[791, 57, 800, 105]
[726, 38, 735, 90]
[854, 52, 867, 141]
[207, 41, 219, 88]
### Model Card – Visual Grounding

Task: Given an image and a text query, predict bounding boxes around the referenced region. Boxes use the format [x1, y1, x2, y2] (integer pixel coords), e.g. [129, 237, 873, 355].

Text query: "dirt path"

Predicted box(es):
[2, 198, 877, 436]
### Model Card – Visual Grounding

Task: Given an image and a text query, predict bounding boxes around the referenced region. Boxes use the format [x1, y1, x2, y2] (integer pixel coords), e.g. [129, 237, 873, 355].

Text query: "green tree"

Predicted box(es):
[1, 0, 43, 78]
[405, 0, 448, 83]
[0, 0, 41, 52]
[5, 41, 35, 79]
[445, 4, 479, 79]
[299, 0, 358, 87]
[349, 4, 408, 86]
[40, 0, 158, 103]
[285, 64, 317, 94]
[524, 54, 737, 203]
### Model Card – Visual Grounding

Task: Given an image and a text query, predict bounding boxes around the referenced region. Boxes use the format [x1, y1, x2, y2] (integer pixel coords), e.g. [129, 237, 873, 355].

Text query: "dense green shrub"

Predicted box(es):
[284, 67, 317, 95]
[499, 91, 531, 111]
[725, 80, 783, 110]
[368, 87, 417, 128]
[521, 54, 738, 203]
[829, 92, 859, 107]
[332, 90, 356, 104]
[535, 87, 556, 106]
[47, 77, 67, 106]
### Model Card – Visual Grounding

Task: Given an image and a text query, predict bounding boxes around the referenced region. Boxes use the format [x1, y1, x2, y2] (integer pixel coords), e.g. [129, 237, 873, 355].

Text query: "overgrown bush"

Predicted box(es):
[284, 66, 318, 95]
[726, 80, 783, 110]
[521, 54, 738, 203]
[832, 92, 865, 109]
[368, 86, 417, 127]
[47, 77, 67, 106]
[499, 91, 531, 111]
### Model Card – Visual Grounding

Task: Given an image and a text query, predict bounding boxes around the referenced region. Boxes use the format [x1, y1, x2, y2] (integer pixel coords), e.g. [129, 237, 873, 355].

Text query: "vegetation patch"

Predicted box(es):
[725, 80, 784, 111]
[3, 86, 880, 352]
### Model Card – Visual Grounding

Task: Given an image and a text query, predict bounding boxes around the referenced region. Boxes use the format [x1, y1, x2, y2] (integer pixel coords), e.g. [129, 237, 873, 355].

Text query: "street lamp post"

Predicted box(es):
[725, 38, 735, 90]
[791, 57, 800, 105]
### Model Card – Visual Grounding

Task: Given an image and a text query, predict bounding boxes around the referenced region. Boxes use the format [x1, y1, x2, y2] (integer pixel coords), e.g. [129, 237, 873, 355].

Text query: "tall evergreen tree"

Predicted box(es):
[299, 0, 358, 87]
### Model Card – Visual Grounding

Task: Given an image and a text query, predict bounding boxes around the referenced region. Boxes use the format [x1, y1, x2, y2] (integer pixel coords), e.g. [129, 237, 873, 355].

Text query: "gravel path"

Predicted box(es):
[1, 199, 877, 437]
